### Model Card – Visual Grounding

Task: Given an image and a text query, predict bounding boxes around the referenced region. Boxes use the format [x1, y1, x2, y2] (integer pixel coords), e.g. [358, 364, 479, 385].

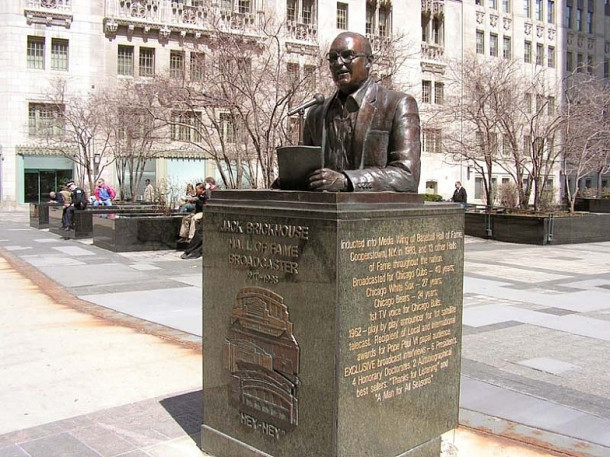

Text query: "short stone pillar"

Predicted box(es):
[202, 191, 464, 457]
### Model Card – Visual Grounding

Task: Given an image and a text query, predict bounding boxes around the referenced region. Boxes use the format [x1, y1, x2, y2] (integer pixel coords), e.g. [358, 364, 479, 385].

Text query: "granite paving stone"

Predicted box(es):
[517, 357, 580, 375]
[0, 445, 30, 457]
[51, 246, 97, 256]
[18, 433, 101, 457]
[70, 425, 138, 457]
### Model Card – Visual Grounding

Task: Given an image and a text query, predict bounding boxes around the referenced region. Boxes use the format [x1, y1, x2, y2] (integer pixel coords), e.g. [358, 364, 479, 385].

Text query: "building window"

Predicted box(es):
[566, 51, 573, 71]
[605, 59, 609, 79]
[220, 113, 238, 144]
[190, 52, 205, 82]
[547, 96, 555, 115]
[524, 41, 532, 63]
[28, 103, 62, 137]
[490, 33, 498, 57]
[423, 129, 442, 153]
[434, 82, 444, 105]
[287, 0, 296, 21]
[287, 62, 299, 89]
[422, 80, 431, 103]
[576, 8, 582, 31]
[502, 0, 510, 13]
[587, 10, 593, 33]
[489, 0, 497, 9]
[524, 0, 531, 17]
[171, 111, 202, 142]
[525, 93, 533, 113]
[577, 53, 583, 72]
[51, 38, 68, 71]
[170, 51, 185, 79]
[139, 47, 155, 77]
[536, 94, 544, 112]
[27, 36, 45, 70]
[476, 30, 484, 54]
[337, 2, 348, 29]
[547, 0, 554, 22]
[547, 46, 555, 67]
[535, 0, 543, 20]
[476, 0, 483, 5]
[117, 45, 134, 76]
[303, 64, 316, 91]
[587, 55, 594, 74]
[302, 0, 314, 24]
[566, 5, 572, 27]
[238, 0, 251, 13]
[366, 1, 392, 37]
[503, 36, 512, 59]
[536, 43, 544, 65]
[220, 0, 232, 13]
[474, 177, 483, 199]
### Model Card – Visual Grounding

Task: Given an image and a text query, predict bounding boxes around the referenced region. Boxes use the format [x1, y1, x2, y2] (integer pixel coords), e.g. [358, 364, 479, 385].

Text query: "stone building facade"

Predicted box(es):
[1, 0, 609, 206]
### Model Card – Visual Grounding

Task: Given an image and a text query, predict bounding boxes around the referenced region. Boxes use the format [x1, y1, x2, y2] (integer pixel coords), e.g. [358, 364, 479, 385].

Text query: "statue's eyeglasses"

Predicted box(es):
[326, 50, 368, 64]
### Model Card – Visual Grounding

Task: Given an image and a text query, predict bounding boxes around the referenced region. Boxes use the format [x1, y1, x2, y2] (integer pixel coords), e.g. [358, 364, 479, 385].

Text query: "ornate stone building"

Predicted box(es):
[1, 0, 609, 206]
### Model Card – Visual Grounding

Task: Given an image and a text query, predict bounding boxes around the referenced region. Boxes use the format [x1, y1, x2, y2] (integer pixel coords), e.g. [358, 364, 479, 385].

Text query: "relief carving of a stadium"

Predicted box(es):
[224, 287, 300, 430]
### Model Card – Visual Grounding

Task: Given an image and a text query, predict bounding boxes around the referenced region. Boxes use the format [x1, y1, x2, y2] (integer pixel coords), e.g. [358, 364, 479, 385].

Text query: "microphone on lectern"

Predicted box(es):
[288, 94, 325, 116]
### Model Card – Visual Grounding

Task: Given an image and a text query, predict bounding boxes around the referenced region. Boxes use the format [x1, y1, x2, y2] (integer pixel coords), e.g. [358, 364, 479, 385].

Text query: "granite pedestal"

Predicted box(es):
[202, 191, 464, 457]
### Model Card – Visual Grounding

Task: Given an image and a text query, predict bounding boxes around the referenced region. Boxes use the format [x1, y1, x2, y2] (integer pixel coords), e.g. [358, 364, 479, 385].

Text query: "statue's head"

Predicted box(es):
[327, 32, 373, 95]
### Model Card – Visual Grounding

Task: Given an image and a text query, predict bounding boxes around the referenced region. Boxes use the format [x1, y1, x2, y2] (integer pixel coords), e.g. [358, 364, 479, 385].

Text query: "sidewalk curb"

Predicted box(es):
[0, 246, 203, 353]
[459, 408, 609, 457]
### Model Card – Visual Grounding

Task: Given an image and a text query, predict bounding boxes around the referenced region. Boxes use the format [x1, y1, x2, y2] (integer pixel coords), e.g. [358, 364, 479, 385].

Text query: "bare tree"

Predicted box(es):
[562, 76, 610, 211]
[439, 55, 565, 210]
[144, 14, 324, 189]
[98, 80, 169, 201]
[43, 79, 114, 193]
[437, 54, 512, 205]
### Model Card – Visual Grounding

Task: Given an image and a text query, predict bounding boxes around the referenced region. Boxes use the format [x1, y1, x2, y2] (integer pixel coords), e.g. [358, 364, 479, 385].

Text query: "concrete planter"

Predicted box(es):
[92, 213, 183, 252]
[465, 211, 610, 245]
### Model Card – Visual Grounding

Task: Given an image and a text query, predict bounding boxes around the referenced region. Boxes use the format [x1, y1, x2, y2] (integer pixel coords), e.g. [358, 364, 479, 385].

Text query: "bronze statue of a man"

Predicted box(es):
[304, 32, 421, 192]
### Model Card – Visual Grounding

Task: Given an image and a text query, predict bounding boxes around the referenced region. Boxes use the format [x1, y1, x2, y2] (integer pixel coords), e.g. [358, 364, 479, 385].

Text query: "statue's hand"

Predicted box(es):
[308, 168, 348, 192]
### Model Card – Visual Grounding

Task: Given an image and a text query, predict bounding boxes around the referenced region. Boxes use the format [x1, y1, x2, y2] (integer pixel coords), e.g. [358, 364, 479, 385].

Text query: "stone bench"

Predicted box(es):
[48, 206, 168, 239]
[92, 213, 183, 252]
[30, 202, 62, 229]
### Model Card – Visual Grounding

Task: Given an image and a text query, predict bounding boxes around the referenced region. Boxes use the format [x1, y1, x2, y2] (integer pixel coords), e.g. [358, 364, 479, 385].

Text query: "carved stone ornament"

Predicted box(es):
[524, 22, 532, 35]
[547, 27, 555, 40]
[536, 25, 544, 38]
[105, 19, 118, 34]
[489, 13, 498, 28]
[159, 25, 171, 39]
[588, 38, 595, 50]
[476, 11, 484, 24]
[577, 35, 584, 47]
[567, 32, 574, 45]
[503, 17, 512, 30]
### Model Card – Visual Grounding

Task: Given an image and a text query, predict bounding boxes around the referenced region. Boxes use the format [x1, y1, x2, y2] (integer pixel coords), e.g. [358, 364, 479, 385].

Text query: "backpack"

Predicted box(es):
[73, 188, 88, 210]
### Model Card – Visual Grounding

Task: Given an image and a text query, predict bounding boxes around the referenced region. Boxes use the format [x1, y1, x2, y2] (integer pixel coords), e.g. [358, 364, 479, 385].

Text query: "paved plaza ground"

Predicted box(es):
[0, 209, 608, 456]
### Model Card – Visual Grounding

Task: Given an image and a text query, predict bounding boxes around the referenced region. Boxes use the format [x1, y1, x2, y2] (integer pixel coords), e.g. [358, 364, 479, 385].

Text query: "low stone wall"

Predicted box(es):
[465, 212, 610, 245]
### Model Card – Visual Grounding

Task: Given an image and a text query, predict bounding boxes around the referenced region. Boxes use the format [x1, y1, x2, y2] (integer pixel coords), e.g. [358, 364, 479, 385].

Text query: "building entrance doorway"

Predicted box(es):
[24, 169, 73, 203]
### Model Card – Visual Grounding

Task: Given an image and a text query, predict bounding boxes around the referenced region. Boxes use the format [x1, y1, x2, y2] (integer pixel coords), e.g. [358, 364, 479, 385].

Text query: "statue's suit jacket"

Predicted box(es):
[303, 79, 421, 192]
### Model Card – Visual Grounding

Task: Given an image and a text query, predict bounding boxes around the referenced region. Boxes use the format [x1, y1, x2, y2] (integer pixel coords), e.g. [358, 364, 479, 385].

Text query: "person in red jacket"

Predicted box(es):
[93, 178, 117, 206]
